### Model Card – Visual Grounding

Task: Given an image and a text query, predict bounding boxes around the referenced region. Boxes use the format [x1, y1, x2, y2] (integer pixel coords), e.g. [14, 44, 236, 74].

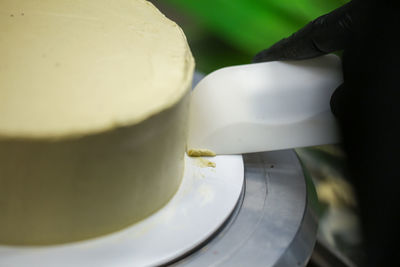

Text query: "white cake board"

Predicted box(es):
[0, 154, 244, 267]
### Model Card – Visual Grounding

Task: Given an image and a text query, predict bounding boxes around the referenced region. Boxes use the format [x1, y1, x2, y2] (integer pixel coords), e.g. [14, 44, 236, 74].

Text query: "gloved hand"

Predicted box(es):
[253, 1, 359, 119]
[252, 1, 400, 266]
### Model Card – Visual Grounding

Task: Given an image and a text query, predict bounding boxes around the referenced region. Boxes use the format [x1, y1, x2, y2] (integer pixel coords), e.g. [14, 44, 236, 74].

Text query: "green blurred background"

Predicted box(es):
[151, 0, 347, 72]
[149, 0, 364, 265]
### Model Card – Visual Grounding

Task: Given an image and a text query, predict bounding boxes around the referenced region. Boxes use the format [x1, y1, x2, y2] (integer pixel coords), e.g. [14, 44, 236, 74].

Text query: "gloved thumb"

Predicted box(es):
[330, 83, 347, 119]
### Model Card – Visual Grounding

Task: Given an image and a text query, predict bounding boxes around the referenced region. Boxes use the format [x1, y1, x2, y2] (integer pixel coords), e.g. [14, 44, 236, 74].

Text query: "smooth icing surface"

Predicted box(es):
[0, 0, 193, 139]
[0, 0, 194, 245]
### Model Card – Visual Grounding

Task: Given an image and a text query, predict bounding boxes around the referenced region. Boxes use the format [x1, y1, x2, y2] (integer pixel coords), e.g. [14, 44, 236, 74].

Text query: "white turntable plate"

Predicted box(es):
[0, 154, 244, 267]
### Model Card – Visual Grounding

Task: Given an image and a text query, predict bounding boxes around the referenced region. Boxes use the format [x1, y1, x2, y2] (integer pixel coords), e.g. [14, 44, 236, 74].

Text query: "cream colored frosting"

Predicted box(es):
[187, 149, 216, 157]
[194, 158, 216, 168]
[0, 0, 193, 139]
[0, 0, 194, 245]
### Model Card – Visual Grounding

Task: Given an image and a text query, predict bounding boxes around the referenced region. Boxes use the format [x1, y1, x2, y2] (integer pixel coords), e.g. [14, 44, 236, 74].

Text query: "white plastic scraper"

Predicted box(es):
[187, 54, 343, 155]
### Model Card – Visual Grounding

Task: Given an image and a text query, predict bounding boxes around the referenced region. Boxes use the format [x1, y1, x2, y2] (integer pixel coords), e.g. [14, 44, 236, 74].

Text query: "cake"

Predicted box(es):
[0, 0, 194, 245]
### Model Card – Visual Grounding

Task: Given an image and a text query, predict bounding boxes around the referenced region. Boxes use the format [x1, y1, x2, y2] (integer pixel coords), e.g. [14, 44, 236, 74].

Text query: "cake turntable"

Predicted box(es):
[172, 150, 318, 267]
[0, 73, 318, 267]
[0, 150, 317, 267]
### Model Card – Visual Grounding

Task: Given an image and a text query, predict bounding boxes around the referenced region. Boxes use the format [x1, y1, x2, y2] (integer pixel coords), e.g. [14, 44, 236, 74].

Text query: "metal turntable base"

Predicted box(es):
[0, 150, 316, 267]
[170, 150, 318, 267]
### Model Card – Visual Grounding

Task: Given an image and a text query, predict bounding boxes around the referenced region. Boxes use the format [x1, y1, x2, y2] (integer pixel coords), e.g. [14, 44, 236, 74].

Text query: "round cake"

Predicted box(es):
[0, 0, 194, 245]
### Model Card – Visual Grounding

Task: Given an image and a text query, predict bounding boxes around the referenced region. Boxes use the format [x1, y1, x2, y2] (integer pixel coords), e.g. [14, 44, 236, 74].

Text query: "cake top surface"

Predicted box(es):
[0, 0, 194, 139]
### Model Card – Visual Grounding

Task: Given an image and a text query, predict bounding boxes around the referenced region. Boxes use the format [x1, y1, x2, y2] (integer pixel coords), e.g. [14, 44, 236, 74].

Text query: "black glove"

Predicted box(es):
[253, 1, 400, 266]
[253, 1, 357, 62]
[253, 1, 360, 119]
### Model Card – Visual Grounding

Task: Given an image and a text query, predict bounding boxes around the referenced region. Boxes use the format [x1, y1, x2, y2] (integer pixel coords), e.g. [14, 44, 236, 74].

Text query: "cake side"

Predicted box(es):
[0, 92, 190, 245]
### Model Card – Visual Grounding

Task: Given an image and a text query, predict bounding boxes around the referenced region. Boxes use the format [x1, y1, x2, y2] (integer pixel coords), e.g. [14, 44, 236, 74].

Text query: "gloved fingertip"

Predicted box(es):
[330, 83, 346, 119]
[252, 49, 279, 63]
[252, 50, 266, 63]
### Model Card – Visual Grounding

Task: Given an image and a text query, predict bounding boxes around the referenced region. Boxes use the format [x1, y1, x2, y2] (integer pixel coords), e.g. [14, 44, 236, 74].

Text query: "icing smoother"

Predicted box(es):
[0, 0, 194, 139]
[0, 0, 194, 245]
